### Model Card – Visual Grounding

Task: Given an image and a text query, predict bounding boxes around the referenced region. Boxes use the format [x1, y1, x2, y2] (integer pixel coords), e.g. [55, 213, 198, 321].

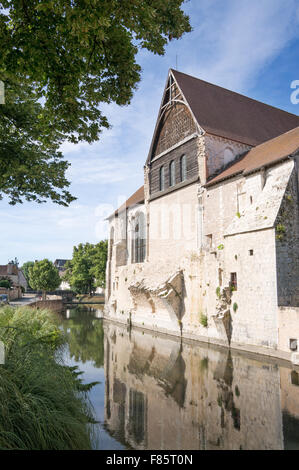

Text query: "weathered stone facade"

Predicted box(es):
[105, 69, 299, 363]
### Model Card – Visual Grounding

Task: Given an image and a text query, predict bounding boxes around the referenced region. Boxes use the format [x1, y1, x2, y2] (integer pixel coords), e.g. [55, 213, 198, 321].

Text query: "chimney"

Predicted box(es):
[7, 263, 13, 275]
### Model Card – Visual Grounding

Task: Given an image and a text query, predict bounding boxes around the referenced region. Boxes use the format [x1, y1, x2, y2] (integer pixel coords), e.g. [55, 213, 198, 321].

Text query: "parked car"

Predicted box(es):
[0, 294, 9, 305]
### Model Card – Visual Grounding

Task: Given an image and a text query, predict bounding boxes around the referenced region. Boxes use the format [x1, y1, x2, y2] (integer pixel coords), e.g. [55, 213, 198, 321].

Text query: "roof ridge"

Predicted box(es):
[171, 69, 299, 119]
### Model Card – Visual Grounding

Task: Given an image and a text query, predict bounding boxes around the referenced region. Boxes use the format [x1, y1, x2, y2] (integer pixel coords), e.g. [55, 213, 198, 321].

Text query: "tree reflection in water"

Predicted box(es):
[62, 306, 104, 368]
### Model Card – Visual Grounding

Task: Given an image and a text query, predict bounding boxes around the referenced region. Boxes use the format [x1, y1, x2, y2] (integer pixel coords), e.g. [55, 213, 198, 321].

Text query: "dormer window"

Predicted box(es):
[180, 155, 187, 182]
[159, 166, 165, 191]
[169, 160, 175, 187]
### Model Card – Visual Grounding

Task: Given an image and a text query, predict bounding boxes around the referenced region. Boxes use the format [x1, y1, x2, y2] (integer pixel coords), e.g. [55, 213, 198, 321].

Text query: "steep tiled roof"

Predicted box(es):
[172, 70, 299, 146]
[206, 126, 299, 186]
[107, 186, 144, 219]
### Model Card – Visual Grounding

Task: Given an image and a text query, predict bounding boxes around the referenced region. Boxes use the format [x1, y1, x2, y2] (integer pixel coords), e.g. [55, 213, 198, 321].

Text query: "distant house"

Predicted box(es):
[54, 259, 69, 271]
[0, 263, 28, 291]
[54, 259, 71, 290]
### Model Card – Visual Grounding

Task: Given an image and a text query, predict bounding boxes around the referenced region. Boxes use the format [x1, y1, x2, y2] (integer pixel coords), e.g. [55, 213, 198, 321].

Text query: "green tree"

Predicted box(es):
[65, 241, 108, 294]
[0, 277, 12, 288]
[0, 1, 191, 205]
[29, 259, 61, 299]
[0, 1, 190, 143]
[21, 261, 34, 288]
[0, 80, 75, 205]
[64, 243, 96, 295]
[91, 240, 108, 289]
[62, 307, 104, 368]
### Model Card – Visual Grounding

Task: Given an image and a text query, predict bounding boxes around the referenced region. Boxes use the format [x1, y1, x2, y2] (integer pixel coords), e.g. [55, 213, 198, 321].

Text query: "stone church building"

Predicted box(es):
[105, 69, 299, 362]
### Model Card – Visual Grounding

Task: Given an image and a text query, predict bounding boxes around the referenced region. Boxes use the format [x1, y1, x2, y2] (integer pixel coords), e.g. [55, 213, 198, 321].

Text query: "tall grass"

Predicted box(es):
[0, 306, 97, 450]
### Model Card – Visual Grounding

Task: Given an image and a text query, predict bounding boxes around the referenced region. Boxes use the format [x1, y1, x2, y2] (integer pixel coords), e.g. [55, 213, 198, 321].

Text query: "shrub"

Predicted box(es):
[0, 280, 11, 289]
[199, 313, 208, 328]
[0, 306, 97, 450]
[233, 302, 238, 313]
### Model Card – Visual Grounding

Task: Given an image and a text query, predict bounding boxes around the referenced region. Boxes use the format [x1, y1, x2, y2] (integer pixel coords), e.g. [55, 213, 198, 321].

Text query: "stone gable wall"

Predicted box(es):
[205, 134, 251, 179]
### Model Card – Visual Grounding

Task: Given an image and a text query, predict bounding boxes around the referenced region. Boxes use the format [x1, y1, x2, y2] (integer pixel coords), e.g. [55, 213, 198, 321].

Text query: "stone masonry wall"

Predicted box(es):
[275, 167, 299, 307]
[205, 134, 251, 179]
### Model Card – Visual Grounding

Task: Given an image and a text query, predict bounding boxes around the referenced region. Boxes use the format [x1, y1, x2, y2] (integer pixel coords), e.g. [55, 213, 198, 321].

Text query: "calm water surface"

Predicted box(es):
[60, 306, 299, 450]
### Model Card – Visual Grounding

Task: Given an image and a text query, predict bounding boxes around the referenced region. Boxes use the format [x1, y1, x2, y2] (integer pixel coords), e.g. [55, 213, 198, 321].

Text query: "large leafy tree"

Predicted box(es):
[0, 1, 191, 205]
[21, 261, 34, 287]
[29, 259, 61, 299]
[0, 78, 75, 205]
[65, 241, 108, 295]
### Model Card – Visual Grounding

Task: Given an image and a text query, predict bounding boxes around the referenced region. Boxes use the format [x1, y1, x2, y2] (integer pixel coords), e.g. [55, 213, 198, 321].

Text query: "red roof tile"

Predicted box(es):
[107, 186, 144, 219]
[206, 126, 299, 186]
[0, 265, 18, 276]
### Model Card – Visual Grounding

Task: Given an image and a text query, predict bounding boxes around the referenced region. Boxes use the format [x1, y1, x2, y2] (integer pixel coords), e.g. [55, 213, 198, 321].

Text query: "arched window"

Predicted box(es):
[159, 166, 165, 191]
[169, 160, 175, 187]
[180, 155, 187, 182]
[132, 212, 146, 263]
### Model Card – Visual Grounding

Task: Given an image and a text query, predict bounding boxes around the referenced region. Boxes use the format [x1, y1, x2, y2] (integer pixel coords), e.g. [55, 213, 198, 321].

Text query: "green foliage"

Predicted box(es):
[0, 1, 190, 142]
[0, 277, 12, 289]
[200, 357, 209, 372]
[199, 313, 208, 328]
[0, 279, 11, 289]
[0, 306, 96, 449]
[21, 261, 34, 287]
[29, 259, 61, 295]
[0, 1, 190, 205]
[64, 241, 108, 294]
[276, 224, 286, 233]
[62, 307, 104, 368]
[216, 286, 221, 298]
[0, 80, 75, 206]
[233, 302, 238, 313]
[217, 244, 224, 250]
[236, 212, 241, 218]
[276, 223, 286, 241]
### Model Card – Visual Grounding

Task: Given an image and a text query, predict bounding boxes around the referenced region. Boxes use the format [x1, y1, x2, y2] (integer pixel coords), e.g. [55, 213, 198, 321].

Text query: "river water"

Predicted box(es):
[59, 306, 299, 450]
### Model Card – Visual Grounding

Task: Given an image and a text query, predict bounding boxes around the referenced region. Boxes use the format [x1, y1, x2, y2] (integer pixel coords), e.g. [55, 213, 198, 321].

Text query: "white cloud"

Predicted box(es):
[180, 0, 299, 92]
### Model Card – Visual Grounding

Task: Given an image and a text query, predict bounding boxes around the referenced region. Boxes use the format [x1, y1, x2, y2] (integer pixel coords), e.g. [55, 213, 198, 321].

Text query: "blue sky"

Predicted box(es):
[1, 0, 299, 265]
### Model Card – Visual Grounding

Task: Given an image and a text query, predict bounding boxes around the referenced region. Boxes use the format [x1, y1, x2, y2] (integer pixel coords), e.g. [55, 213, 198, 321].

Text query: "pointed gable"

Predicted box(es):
[147, 71, 200, 163]
[172, 70, 299, 146]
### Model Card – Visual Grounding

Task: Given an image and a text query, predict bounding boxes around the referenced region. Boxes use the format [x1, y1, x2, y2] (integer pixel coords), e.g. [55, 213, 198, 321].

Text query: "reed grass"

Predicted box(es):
[0, 306, 97, 450]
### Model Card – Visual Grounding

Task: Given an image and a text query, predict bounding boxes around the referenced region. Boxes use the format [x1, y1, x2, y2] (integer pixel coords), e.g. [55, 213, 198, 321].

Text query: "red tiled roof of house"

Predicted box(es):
[172, 70, 299, 146]
[107, 186, 144, 219]
[0, 265, 18, 276]
[206, 126, 299, 187]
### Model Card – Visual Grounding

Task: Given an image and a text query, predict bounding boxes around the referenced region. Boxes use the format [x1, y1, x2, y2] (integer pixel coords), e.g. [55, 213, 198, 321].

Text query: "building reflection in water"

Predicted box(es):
[104, 321, 299, 450]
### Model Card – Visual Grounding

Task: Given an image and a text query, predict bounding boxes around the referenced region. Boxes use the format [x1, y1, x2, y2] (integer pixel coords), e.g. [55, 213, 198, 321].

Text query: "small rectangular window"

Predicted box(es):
[230, 273, 237, 291]
[206, 234, 213, 249]
[290, 339, 298, 351]
[249, 250, 254, 256]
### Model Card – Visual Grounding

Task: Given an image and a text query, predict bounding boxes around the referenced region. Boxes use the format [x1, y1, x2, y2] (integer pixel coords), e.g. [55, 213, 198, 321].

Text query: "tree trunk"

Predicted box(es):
[42, 290, 46, 301]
